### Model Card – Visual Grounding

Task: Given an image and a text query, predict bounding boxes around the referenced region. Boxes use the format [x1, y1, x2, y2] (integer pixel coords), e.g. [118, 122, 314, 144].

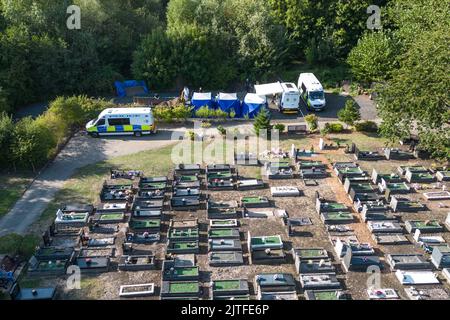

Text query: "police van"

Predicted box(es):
[86, 108, 156, 137]
[298, 73, 326, 111]
[254, 81, 300, 114]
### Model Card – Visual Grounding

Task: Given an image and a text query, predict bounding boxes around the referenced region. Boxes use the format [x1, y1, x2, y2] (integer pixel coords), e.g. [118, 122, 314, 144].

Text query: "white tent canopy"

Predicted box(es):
[192, 92, 212, 100]
[218, 92, 238, 100]
[254, 82, 284, 96]
[244, 93, 267, 104]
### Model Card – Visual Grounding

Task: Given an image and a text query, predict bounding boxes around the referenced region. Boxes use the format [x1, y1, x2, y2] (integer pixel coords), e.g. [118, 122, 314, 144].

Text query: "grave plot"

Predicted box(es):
[264, 161, 294, 179]
[160, 281, 200, 299]
[139, 179, 168, 193]
[359, 200, 390, 214]
[170, 197, 201, 211]
[405, 171, 436, 183]
[270, 186, 301, 197]
[167, 240, 199, 254]
[100, 183, 134, 202]
[431, 245, 450, 269]
[405, 287, 450, 300]
[316, 198, 347, 214]
[209, 219, 238, 228]
[35, 247, 75, 261]
[354, 147, 385, 161]
[384, 148, 415, 160]
[297, 160, 326, 170]
[78, 247, 115, 258]
[378, 181, 411, 194]
[240, 196, 271, 208]
[8, 283, 56, 301]
[287, 218, 313, 236]
[173, 175, 201, 189]
[304, 179, 318, 186]
[259, 291, 298, 300]
[137, 189, 166, 200]
[327, 225, 353, 234]
[367, 288, 399, 300]
[321, 211, 354, 225]
[395, 270, 440, 285]
[54, 210, 89, 228]
[168, 228, 199, 242]
[111, 169, 142, 180]
[351, 191, 384, 204]
[234, 152, 259, 166]
[371, 169, 403, 184]
[76, 257, 110, 273]
[386, 254, 431, 271]
[304, 290, 348, 300]
[175, 163, 202, 175]
[119, 283, 155, 298]
[372, 234, 410, 245]
[211, 280, 250, 300]
[342, 250, 381, 273]
[206, 169, 235, 190]
[133, 198, 164, 213]
[249, 235, 285, 264]
[129, 218, 161, 232]
[397, 165, 428, 176]
[390, 197, 426, 212]
[405, 220, 443, 233]
[208, 251, 244, 266]
[299, 273, 341, 290]
[236, 178, 265, 190]
[300, 167, 328, 179]
[343, 177, 375, 194]
[332, 237, 374, 258]
[334, 164, 366, 183]
[132, 208, 161, 219]
[92, 213, 125, 224]
[207, 200, 240, 219]
[243, 208, 287, 219]
[139, 176, 168, 184]
[61, 204, 94, 215]
[423, 191, 450, 200]
[208, 228, 240, 240]
[206, 164, 234, 173]
[254, 273, 297, 300]
[46, 232, 80, 248]
[162, 261, 199, 281]
[367, 221, 403, 234]
[292, 248, 329, 260]
[118, 255, 155, 271]
[294, 254, 335, 274]
[125, 232, 160, 244]
[27, 256, 70, 277]
[361, 211, 397, 222]
[84, 236, 116, 247]
[95, 202, 127, 214]
[209, 239, 242, 252]
[436, 170, 450, 182]
[412, 229, 446, 246]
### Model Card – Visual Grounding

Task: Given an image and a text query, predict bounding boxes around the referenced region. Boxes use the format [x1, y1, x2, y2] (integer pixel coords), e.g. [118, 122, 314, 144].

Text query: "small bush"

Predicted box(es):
[186, 131, 195, 141]
[229, 110, 236, 118]
[217, 125, 226, 135]
[273, 123, 285, 132]
[304, 114, 318, 131]
[172, 104, 193, 121]
[329, 123, 344, 133]
[201, 121, 212, 128]
[355, 121, 378, 133]
[215, 109, 228, 120]
[153, 106, 174, 123]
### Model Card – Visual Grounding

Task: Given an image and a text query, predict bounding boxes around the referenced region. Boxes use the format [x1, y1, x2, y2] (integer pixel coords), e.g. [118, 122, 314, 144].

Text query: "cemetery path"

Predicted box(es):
[0, 129, 182, 236]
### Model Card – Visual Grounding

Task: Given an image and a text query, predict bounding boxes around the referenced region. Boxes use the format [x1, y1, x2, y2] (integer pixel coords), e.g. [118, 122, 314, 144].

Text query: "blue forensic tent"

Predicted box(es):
[217, 93, 241, 115]
[242, 93, 267, 118]
[191, 92, 214, 111]
[115, 80, 149, 98]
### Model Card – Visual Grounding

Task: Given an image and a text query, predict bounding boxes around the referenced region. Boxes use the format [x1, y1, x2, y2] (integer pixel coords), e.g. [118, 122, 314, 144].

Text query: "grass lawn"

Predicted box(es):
[0, 173, 34, 217]
[0, 233, 40, 257]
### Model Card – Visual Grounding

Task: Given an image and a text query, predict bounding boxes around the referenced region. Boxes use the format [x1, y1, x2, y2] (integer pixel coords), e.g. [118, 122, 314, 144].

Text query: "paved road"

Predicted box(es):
[0, 130, 181, 236]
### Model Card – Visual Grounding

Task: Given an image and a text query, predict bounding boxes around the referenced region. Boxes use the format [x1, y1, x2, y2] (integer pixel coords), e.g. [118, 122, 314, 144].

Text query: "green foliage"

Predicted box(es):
[347, 31, 398, 84]
[338, 100, 361, 127]
[186, 130, 195, 141]
[172, 104, 193, 121]
[229, 110, 236, 119]
[324, 123, 344, 133]
[215, 109, 228, 120]
[253, 107, 272, 138]
[355, 121, 378, 133]
[153, 104, 193, 123]
[0, 111, 13, 167]
[0, 233, 39, 258]
[217, 125, 226, 136]
[273, 123, 285, 133]
[201, 121, 212, 129]
[304, 114, 318, 131]
[195, 106, 214, 119]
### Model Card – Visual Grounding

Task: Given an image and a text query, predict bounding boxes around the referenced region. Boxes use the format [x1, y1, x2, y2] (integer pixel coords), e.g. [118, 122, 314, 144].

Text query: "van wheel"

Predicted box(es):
[90, 132, 99, 138]
[134, 131, 142, 137]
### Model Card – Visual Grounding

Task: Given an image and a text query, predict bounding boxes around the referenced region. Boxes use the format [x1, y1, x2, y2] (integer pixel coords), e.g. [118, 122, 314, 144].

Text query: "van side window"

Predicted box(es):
[96, 119, 105, 126]
[108, 118, 130, 126]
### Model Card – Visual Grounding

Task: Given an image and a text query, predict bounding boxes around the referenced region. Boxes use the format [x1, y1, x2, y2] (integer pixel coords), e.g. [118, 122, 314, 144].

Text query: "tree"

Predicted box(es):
[0, 111, 13, 167]
[253, 107, 272, 138]
[347, 31, 398, 84]
[304, 114, 318, 131]
[338, 100, 361, 128]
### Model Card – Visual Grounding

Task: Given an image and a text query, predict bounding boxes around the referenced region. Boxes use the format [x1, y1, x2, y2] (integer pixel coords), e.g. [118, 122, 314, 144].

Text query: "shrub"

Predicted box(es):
[172, 104, 193, 121]
[329, 123, 344, 133]
[217, 125, 226, 136]
[304, 114, 318, 131]
[0, 112, 14, 167]
[338, 100, 361, 127]
[355, 121, 378, 133]
[195, 106, 213, 119]
[273, 123, 285, 132]
[201, 121, 212, 128]
[253, 107, 272, 138]
[229, 110, 236, 119]
[186, 131, 195, 141]
[215, 109, 228, 120]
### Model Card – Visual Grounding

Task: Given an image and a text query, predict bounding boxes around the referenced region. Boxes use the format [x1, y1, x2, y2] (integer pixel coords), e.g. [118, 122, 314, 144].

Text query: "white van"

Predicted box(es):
[298, 73, 326, 111]
[254, 81, 300, 114]
[86, 108, 155, 137]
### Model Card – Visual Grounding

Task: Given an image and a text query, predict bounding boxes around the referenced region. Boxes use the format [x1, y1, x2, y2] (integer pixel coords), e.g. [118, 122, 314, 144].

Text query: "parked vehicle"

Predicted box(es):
[254, 81, 300, 114]
[86, 108, 156, 137]
[298, 73, 326, 111]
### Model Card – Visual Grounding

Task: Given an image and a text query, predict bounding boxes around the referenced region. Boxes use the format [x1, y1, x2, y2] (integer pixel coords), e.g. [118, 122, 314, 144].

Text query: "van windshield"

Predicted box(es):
[309, 91, 324, 100]
[95, 118, 105, 126]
